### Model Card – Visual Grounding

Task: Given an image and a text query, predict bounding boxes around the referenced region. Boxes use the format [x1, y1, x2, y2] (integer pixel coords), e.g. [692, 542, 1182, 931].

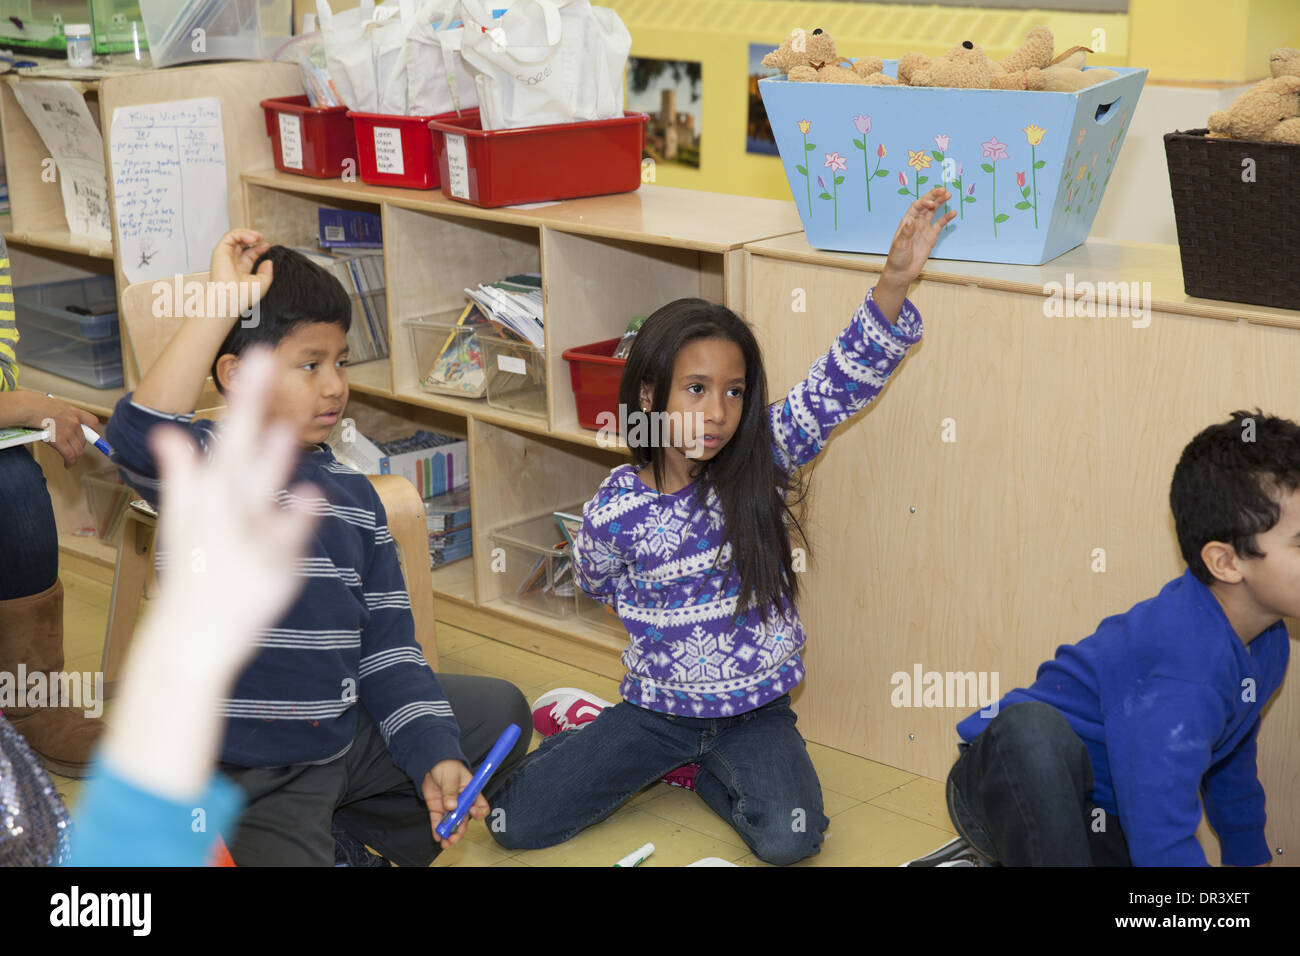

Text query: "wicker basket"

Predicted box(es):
[1164, 129, 1300, 311]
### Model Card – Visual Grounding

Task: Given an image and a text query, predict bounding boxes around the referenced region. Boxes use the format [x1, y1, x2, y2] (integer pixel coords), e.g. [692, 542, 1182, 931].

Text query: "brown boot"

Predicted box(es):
[0, 580, 105, 778]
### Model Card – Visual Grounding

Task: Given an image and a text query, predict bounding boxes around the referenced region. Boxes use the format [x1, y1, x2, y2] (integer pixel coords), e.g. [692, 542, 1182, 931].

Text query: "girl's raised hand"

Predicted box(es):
[883, 188, 956, 286]
[872, 188, 955, 325]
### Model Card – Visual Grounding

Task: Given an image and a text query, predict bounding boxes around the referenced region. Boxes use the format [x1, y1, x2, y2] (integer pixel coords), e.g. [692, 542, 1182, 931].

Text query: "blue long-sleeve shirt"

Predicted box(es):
[957, 569, 1289, 866]
[105, 397, 467, 785]
[573, 290, 923, 718]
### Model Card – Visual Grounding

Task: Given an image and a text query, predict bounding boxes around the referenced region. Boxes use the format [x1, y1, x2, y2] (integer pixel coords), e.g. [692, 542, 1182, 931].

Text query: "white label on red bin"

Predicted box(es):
[278, 113, 303, 170]
[373, 127, 404, 176]
[445, 133, 470, 199]
[497, 354, 526, 375]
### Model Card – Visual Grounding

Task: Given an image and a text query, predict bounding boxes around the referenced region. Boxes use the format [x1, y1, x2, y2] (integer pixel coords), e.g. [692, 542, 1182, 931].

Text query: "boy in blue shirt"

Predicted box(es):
[929, 410, 1292, 866]
[105, 230, 530, 865]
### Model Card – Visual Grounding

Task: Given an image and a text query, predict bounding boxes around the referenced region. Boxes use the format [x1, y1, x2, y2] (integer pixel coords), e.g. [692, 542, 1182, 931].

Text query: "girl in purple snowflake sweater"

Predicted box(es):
[489, 190, 956, 864]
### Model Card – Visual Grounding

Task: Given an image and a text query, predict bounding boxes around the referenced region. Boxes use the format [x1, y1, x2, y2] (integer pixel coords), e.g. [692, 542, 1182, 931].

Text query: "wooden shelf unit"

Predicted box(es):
[240, 169, 803, 665]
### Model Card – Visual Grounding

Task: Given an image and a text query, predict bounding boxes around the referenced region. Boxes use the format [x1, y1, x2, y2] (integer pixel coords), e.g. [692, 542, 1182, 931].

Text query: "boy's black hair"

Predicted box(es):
[211, 245, 351, 393]
[620, 298, 808, 623]
[1170, 409, 1300, 585]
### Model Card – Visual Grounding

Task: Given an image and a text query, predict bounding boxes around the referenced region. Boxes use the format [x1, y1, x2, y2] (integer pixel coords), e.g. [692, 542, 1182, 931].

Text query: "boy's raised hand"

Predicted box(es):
[208, 228, 274, 320]
[874, 188, 956, 325]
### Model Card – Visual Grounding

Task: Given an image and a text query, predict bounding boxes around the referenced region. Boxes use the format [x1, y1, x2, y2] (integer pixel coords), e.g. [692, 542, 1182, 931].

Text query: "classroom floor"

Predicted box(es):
[50, 568, 956, 866]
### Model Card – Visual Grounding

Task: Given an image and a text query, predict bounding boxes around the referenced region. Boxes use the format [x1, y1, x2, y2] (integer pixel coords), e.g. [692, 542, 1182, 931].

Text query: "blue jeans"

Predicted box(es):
[489, 694, 829, 865]
[946, 701, 1131, 866]
[0, 445, 59, 600]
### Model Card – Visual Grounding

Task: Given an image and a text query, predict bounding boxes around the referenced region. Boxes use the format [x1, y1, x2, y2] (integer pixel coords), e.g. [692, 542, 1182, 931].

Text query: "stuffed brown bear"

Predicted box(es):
[1207, 75, 1300, 143]
[763, 27, 898, 84]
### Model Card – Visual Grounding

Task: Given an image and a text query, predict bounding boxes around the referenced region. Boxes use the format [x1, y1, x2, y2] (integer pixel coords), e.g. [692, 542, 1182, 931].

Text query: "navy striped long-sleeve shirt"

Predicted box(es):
[105, 395, 467, 783]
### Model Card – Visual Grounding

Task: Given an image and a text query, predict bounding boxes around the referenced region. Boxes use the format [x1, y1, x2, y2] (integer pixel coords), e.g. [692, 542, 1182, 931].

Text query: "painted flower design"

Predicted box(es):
[1077, 128, 1086, 146]
[795, 121, 816, 219]
[877, 144, 886, 158]
[1016, 171, 1026, 188]
[1024, 124, 1046, 146]
[981, 137, 1008, 161]
[851, 117, 889, 213]
[899, 171, 907, 186]
[907, 149, 932, 172]
[935, 133, 950, 151]
[824, 152, 847, 173]
[818, 154, 847, 228]
[818, 175, 826, 189]
[853, 114, 871, 135]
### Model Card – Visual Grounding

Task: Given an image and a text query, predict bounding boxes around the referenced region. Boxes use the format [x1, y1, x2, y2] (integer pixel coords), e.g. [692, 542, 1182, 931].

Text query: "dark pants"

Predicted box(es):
[0, 446, 59, 600]
[946, 701, 1132, 866]
[220, 673, 531, 866]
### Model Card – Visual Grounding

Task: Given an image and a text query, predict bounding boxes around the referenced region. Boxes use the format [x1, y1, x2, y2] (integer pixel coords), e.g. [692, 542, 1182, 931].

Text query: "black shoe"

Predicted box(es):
[904, 836, 993, 867]
[332, 826, 391, 867]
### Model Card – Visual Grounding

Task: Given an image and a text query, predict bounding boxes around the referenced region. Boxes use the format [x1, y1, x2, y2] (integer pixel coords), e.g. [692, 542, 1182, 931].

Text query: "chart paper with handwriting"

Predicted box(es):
[110, 98, 229, 283]
[12, 81, 112, 242]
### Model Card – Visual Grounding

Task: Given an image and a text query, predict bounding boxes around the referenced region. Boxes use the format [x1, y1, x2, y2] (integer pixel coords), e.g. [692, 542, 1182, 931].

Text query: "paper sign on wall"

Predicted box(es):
[110, 98, 230, 284]
[12, 81, 112, 242]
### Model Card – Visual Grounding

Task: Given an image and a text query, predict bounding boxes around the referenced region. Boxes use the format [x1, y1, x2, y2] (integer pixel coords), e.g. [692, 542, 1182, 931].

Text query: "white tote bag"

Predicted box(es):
[318, 0, 379, 112]
[406, 0, 481, 115]
[457, 0, 630, 130]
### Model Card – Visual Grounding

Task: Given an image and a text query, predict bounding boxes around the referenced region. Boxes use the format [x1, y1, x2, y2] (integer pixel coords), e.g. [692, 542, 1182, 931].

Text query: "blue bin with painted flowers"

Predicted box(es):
[758, 64, 1146, 265]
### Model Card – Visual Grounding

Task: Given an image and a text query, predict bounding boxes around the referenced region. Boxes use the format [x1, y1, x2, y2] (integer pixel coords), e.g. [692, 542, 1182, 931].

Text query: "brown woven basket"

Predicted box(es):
[1164, 129, 1300, 311]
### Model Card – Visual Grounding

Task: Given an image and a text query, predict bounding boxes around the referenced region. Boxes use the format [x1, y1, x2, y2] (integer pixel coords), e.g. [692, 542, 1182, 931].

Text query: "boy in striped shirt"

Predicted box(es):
[106, 231, 529, 866]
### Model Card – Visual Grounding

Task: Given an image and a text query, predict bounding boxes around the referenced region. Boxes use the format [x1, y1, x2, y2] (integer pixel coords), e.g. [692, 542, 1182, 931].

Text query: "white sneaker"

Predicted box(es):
[531, 687, 613, 736]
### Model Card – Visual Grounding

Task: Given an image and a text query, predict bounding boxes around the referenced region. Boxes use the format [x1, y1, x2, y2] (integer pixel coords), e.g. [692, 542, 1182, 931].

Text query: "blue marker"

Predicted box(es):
[44, 394, 112, 456]
[435, 723, 521, 841]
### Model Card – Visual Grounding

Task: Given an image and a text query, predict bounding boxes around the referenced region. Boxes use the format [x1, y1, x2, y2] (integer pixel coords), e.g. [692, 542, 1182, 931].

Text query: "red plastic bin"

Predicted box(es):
[562, 337, 627, 432]
[429, 111, 648, 207]
[349, 109, 468, 190]
[261, 95, 357, 179]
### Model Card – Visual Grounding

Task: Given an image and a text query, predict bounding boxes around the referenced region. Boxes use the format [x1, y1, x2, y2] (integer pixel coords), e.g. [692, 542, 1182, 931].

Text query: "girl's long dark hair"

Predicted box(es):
[619, 298, 808, 622]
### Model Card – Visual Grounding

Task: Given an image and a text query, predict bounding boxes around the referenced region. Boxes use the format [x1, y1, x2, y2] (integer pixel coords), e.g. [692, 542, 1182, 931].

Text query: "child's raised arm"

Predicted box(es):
[132, 229, 274, 415]
[771, 190, 953, 473]
[874, 188, 955, 324]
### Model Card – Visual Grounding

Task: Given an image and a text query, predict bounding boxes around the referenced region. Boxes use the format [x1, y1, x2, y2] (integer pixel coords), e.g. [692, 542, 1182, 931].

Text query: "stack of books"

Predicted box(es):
[295, 247, 388, 363]
[425, 487, 472, 568]
[465, 274, 544, 349]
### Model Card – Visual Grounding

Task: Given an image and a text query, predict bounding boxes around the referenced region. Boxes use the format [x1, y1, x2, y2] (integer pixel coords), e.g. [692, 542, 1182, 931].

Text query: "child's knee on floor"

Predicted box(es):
[749, 814, 827, 866]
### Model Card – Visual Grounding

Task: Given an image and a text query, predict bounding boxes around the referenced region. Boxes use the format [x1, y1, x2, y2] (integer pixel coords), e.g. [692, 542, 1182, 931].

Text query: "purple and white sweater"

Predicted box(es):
[573, 289, 923, 718]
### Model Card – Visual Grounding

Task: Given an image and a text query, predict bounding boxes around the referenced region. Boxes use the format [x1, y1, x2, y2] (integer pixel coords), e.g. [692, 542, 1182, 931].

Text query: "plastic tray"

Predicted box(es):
[562, 337, 626, 431]
[479, 334, 546, 419]
[13, 276, 123, 389]
[262, 95, 356, 179]
[429, 110, 647, 207]
[349, 108, 466, 190]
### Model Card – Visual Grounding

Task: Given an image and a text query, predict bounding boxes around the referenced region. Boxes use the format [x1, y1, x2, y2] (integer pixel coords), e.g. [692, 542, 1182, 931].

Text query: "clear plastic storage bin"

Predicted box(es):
[479, 333, 546, 419]
[13, 276, 123, 389]
[406, 317, 487, 399]
[492, 511, 576, 619]
[82, 463, 132, 545]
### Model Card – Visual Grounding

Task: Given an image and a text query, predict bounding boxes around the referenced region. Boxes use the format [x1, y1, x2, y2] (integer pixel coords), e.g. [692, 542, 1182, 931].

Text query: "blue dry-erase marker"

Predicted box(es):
[43, 394, 112, 456]
[435, 723, 521, 840]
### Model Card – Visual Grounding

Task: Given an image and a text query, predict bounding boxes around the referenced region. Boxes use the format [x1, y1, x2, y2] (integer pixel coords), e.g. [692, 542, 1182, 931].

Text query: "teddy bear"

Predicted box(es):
[901, 28, 1055, 89]
[906, 39, 996, 88]
[1207, 73, 1300, 143]
[990, 47, 1121, 92]
[762, 27, 898, 84]
[1269, 47, 1300, 78]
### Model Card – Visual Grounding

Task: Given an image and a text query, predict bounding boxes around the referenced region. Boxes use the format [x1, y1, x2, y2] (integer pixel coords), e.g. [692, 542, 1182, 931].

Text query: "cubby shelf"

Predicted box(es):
[237, 167, 801, 666]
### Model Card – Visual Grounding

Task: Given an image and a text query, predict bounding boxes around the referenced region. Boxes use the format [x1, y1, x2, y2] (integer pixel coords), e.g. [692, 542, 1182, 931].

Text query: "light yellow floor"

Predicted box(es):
[51, 568, 956, 866]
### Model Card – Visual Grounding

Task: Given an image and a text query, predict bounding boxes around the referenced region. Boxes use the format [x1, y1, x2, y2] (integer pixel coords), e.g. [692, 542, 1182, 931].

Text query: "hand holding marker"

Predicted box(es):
[43, 393, 113, 457]
[435, 723, 521, 841]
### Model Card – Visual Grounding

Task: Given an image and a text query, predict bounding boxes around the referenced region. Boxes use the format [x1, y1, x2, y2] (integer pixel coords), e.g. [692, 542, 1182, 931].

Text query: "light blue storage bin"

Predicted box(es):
[758, 64, 1147, 265]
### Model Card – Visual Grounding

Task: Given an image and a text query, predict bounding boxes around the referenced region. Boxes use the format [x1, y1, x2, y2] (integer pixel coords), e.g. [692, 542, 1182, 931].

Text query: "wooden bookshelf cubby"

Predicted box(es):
[239, 166, 802, 667]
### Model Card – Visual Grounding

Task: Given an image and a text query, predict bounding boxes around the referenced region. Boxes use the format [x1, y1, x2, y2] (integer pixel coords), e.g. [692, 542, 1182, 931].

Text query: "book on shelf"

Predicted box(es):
[318, 209, 382, 249]
[464, 273, 544, 350]
[295, 246, 388, 364]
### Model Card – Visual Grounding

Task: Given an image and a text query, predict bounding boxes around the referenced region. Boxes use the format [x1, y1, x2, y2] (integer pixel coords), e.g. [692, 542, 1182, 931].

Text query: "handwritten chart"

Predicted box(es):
[12, 81, 112, 242]
[109, 98, 229, 284]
